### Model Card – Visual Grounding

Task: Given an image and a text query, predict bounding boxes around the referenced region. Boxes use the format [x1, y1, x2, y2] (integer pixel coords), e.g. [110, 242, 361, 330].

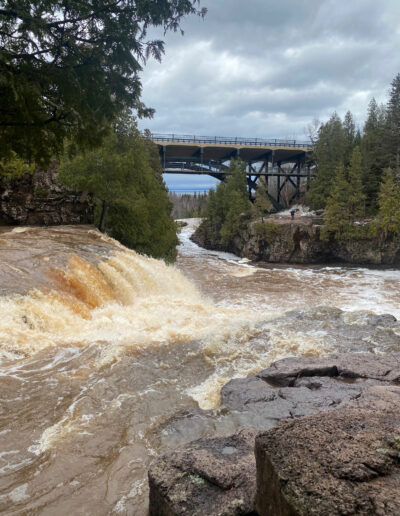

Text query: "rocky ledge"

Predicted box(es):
[192, 216, 400, 265]
[149, 353, 400, 515]
[0, 164, 93, 226]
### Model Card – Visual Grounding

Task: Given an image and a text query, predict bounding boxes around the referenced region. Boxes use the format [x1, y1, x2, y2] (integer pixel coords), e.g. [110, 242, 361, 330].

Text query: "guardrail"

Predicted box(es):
[149, 133, 312, 149]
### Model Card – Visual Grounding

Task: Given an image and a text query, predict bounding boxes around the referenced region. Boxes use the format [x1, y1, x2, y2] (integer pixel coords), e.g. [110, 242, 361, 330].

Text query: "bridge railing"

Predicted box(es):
[149, 133, 311, 149]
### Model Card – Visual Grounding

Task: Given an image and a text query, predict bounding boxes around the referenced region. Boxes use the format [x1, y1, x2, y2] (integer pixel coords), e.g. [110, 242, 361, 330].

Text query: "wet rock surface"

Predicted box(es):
[150, 352, 400, 515]
[255, 394, 400, 515]
[148, 427, 258, 516]
[221, 352, 400, 429]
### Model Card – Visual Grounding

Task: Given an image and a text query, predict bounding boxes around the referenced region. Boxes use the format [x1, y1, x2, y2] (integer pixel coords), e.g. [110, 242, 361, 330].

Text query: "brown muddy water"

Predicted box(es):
[1, 220, 400, 515]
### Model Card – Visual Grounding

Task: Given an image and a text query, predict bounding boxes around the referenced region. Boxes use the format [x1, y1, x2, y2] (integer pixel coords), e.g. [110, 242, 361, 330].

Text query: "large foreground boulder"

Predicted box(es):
[255, 388, 400, 515]
[149, 353, 400, 515]
[148, 427, 258, 516]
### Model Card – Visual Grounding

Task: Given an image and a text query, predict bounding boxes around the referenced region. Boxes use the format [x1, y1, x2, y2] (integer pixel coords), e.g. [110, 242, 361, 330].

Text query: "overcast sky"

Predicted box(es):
[138, 0, 400, 189]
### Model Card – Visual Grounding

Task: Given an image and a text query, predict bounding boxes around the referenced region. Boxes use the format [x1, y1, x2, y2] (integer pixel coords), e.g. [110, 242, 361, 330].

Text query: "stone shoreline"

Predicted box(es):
[192, 216, 400, 266]
[149, 352, 400, 515]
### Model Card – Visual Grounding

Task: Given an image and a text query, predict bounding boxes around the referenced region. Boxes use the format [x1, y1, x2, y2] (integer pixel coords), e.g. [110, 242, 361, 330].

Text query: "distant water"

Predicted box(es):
[163, 172, 219, 193]
[168, 187, 212, 194]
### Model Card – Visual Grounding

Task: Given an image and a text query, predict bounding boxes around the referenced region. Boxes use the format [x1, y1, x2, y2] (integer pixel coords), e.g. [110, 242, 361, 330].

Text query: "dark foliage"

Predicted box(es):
[0, 0, 206, 163]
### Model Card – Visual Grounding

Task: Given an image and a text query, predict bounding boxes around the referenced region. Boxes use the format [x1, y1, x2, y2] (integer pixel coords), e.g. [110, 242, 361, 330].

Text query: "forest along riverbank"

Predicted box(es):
[1, 220, 400, 515]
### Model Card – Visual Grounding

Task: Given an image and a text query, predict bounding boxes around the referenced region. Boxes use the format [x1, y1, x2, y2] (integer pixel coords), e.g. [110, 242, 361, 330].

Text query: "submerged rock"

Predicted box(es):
[148, 427, 258, 516]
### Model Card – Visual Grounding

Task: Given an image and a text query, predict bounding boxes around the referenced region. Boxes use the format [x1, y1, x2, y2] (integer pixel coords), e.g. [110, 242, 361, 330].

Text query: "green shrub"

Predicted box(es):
[254, 221, 280, 243]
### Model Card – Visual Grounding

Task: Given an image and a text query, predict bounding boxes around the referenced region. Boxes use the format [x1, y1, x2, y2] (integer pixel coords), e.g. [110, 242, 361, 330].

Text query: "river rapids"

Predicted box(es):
[1, 220, 400, 514]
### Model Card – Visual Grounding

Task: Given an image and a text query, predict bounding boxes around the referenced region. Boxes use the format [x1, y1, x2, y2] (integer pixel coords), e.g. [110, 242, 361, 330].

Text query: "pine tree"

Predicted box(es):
[361, 98, 387, 213]
[59, 121, 178, 262]
[321, 149, 366, 242]
[202, 159, 251, 247]
[0, 0, 206, 164]
[347, 146, 366, 221]
[321, 165, 352, 241]
[253, 177, 273, 221]
[307, 112, 346, 209]
[343, 111, 356, 166]
[374, 169, 400, 238]
[220, 160, 251, 245]
[384, 74, 400, 174]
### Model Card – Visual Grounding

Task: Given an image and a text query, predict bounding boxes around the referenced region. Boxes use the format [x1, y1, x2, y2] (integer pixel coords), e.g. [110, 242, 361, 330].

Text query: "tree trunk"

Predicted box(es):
[99, 200, 107, 232]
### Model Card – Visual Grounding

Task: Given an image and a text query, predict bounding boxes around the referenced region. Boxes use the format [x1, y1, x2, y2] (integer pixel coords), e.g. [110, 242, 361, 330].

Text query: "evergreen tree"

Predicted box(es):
[253, 177, 273, 221]
[307, 112, 346, 209]
[220, 160, 251, 245]
[201, 182, 228, 247]
[343, 111, 356, 165]
[347, 146, 366, 220]
[201, 159, 251, 247]
[0, 0, 206, 164]
[59, 121, 178, 262]
[374, 169, 400, 238]
[361, 98, 387, 213]
[384, 74, 400, 174]
[321, 148, 365, 241]
[321, 165, 352, 241]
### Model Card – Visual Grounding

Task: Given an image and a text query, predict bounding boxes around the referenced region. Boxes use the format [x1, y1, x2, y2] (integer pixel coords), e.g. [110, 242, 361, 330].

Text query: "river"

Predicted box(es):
[1, 220, 400, 514]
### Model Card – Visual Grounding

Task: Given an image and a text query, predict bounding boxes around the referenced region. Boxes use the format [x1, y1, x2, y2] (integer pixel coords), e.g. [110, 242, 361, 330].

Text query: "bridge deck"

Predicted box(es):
[151, 133, 312, 163]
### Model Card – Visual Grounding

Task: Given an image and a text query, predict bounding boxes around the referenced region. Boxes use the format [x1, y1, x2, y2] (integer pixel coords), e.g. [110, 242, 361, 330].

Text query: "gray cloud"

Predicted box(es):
[139, 0, 400, 140]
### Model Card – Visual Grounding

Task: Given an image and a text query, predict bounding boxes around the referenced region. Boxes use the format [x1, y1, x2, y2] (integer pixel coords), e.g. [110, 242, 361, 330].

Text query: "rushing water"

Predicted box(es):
[1, 220, 400, 515]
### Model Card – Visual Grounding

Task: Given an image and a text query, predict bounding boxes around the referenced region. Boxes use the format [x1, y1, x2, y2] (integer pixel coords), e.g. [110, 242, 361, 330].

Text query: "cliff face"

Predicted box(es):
[192, 217, 400, 265]
[0, 164, 94, 226]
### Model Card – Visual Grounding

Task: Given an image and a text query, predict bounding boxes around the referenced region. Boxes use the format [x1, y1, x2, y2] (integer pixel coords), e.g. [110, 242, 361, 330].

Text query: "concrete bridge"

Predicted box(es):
[150, 133, 314, 209]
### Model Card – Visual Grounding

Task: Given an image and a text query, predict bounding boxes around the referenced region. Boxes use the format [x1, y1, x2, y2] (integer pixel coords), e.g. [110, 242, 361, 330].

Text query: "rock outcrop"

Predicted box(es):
[148, 427, 258, 516]
[220, 352, 400, 429]
[255, 391, 400, 515]
[0, 164, 94, 226]
[149, 353, 400, 515]
[192, 216, 400, 265]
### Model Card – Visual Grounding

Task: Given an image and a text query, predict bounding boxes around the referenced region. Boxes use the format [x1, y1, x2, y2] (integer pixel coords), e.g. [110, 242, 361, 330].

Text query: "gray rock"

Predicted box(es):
[367, 313, 397, 327]
[257, 353, 400, 386]
[148, 427, 258, 516]
[150, 354, 400, 515]
[255, 391, 400, 515]
[192, 215, 400, 265]
[219, 354, 400, 430]
[0, 164, 93, 226]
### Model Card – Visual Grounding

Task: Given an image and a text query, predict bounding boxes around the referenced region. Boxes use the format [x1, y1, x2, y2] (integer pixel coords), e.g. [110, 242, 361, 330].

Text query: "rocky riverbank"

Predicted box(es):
[191, 215, 400, 266]
[0, 164, 94, 226]
[149, 351, 400, 515]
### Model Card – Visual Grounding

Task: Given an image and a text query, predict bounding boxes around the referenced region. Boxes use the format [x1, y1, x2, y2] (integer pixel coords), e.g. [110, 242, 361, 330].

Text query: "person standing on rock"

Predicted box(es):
[290, 209, 296, 220]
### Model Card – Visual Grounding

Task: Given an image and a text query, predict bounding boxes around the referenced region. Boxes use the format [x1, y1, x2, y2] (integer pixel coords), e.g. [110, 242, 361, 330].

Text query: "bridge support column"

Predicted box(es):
[277, 161, 281, 204]
[296, 159, 302, 200]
